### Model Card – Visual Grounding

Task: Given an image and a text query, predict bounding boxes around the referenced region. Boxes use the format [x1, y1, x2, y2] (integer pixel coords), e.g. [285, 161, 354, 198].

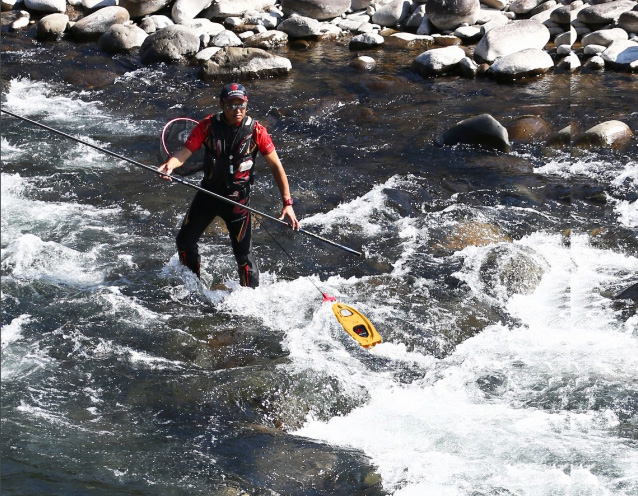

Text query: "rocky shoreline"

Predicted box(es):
[2, 0, 636, 150]
[2, 0, 637, 78]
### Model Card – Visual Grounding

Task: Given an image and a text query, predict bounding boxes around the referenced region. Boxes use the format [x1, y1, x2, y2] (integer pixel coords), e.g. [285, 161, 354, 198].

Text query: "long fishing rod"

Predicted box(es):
[1, 108, 362, 257]
[260, 221, 336, 302]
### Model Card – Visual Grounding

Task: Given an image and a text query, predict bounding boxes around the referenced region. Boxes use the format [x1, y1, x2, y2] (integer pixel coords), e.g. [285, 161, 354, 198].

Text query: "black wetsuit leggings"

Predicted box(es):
[175, 190, 259, 287]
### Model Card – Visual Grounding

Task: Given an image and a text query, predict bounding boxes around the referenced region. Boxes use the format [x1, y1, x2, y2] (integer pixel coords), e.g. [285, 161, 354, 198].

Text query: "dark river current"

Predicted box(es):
[2, 26, 638, 495]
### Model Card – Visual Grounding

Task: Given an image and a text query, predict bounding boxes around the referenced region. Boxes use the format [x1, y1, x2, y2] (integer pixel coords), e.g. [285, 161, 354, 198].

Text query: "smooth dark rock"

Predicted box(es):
[441, 113, 511, 152]
[506, 115, 552, 143]
[573, 120, 634, 148]
[615, 282, 638, 302]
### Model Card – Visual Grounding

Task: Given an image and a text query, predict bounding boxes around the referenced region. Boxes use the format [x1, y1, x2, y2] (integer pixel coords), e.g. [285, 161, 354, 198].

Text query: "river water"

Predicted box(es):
[2, 28, 638, 495]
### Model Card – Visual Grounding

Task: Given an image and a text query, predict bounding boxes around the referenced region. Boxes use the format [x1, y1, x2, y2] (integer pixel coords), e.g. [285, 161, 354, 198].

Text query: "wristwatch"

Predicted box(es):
[283, 197, 294, 207]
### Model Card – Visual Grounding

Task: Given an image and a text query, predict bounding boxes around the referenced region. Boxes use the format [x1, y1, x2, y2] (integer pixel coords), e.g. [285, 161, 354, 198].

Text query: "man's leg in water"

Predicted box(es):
[175, 192, 217, 278]
[222, 196, 259, 288]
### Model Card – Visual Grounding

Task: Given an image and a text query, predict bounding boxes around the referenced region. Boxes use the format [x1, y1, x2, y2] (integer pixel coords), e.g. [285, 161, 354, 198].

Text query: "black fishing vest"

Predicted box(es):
[202, 113, 258, 194]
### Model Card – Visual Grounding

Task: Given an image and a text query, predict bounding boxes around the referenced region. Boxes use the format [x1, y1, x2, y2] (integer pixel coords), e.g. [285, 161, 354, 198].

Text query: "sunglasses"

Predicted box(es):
[225, 103, 247, 110]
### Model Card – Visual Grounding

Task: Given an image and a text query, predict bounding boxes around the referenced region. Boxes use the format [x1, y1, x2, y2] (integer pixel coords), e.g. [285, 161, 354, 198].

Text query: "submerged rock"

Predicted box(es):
[573, 120, 634, 148]
[438, 221, 512, 252]
[505, 115, 552, 143]
[441, 113, 511, 152]
[350, 55, 376, 70]
[479, 245, 548, 299]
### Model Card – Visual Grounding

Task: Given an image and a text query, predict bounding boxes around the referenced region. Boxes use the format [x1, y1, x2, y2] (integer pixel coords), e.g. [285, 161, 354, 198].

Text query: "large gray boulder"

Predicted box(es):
[601, 40, 638, 71]
[510, 0, 545, 15]
[489, 48, 554, 81]
[412, 45, 466, 76]
[582, 27, 628, 47]
[547, 125, 572, 148]
[35, 12, 68, 40]
[82, 0, 117, 10]
[24, 0, 65, 13]
[550, 2, 586, 24]
[118, 0, 171, 18]
[281, 0, 350, 20]
[474, 20, 550, 63]
[573, 120, 634, 148]
[371, 0, 412, 27]
[70, 6, 130, 41]
[138, 14, 173, 33]
[244, 30, 288, 49]
[618, 10, 638, 33]
[140, 24, 201, 64]
[245, 11, 282, 29]
[349, 32, 384, 49]
[479, 245, 548, 299]
[406, 4, 427, 28]
[577, 0, 636, 25]
[199, 47, 292, 80]
[209, 0, 277, 17]
[98, 23, 148, 53]
[277, 15, 324, 37]
[211, 29, 242, 47]
[336, 17, 375, 33]
[351, 0, 374, 10]
[426, 0, 480, 31]
[441, 114, 511, 152]
[171, 0, 212, 24]
[180, 18, 224, 37]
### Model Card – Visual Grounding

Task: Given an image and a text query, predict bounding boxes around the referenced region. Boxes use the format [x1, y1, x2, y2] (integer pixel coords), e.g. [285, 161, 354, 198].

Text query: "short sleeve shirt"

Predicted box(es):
[183, 114, 275, 156]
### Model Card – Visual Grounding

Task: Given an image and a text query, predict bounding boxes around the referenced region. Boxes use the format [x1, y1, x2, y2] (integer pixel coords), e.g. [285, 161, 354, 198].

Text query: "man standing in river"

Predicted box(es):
[158, 82, 300, 288]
